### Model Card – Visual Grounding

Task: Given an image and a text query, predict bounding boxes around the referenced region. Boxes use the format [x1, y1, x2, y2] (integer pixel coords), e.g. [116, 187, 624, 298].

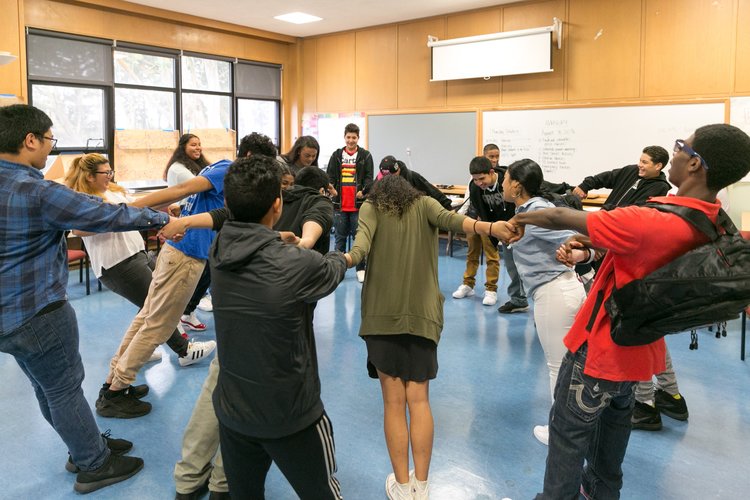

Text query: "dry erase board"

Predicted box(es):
[482, 103, 725, 185]
[368, 112, 477, 186]
[302, 112, 366, 168]
[730, 97, 750, 182]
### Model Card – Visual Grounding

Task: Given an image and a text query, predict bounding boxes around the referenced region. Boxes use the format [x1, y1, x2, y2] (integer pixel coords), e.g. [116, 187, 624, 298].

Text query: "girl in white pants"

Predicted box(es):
[502, 159, 587, 445]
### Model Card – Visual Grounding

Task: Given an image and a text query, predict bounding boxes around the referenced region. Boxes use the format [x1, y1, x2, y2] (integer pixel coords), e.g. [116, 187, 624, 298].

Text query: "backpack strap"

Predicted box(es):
[644, 202, 736, 241]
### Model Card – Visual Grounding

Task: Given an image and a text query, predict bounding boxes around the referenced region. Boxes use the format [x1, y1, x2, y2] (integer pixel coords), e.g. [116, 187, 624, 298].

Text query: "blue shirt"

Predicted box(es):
[512, 197, 577, 297]
[0, 158, 169, 334]
[169, 159, 230, 260]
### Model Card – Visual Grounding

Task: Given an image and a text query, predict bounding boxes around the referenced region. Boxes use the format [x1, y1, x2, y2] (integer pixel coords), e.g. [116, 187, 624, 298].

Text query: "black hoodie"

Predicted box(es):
[210, 223, 346, 439]
[578, 164, 672, 211]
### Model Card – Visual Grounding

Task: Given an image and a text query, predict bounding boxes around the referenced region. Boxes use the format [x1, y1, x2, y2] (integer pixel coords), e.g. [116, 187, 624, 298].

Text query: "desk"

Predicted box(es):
[437, 185, 468, 256]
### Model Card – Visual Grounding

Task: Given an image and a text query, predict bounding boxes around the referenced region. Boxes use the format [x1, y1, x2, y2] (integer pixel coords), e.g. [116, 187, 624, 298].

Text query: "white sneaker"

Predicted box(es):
[533, 424, 549, 446]
[146, 349, 163, 363]
[482, 290, 498, 306]
[180, 311, 207, 331]
[452, 284, 475, 299]
[409, 470, 429, 500]
[178, 340, 216, 367]
[197, 294, 213, 312]
[356, 270, 365, 283]
[385, 473, 412, 500]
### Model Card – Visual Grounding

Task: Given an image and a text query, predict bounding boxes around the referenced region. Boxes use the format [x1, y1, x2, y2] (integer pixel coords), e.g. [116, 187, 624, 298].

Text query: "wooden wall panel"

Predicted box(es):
[0, 0, 25, 100]
[566, 0, 640, 101]
[315, 33, 356, 112]
[644, 0, 733, 97]
[736, 0, 750, 92]
[398, 18, 446, 108]
[445, 9, 501, 107]
[302, 39, 317, 114]
[355, 26, 398, 111]
[502, 0, 565, 104]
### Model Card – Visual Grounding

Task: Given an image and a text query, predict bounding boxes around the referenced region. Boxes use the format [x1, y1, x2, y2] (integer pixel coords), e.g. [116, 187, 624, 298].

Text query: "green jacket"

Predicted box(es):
[350, 197, 466, 344]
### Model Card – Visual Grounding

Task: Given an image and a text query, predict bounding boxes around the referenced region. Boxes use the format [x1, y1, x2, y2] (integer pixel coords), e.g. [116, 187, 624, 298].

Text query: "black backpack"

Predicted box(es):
[602, 202, 750, 347]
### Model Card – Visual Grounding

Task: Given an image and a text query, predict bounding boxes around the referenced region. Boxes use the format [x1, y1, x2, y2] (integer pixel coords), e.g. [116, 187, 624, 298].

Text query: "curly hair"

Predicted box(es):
[368, 175, 422, 218]
[163, 134, 210, 181]
[692, 124, 750, 191]
[238, 132, 277, 158]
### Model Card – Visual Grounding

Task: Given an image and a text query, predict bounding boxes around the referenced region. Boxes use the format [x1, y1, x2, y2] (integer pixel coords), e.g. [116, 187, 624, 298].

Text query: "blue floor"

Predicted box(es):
[1, 242, 749, 499]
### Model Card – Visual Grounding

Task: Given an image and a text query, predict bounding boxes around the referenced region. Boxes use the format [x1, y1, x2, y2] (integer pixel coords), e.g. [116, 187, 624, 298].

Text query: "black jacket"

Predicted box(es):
[578, 165, 671, 211]
[210, 223, 346, 439]
[326, 146, 374, 210]
[468, 167, 515, 245]
[274, 185, 334, 256]
[399, 165, 453, 210]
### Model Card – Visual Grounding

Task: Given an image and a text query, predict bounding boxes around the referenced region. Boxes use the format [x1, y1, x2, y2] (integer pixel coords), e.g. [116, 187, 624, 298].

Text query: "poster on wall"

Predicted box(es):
[302, 112, 366, 168]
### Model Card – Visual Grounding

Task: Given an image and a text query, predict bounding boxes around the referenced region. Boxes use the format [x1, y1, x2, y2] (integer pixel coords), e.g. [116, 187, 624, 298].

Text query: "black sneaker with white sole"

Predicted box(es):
[631, 401, 662, 431]
[98, 383, 149, 400]
[96, 388, 152, 419]
[497, 301, 530, 314]
[66, 430, 133, 473]
[74, 454, 144, 494]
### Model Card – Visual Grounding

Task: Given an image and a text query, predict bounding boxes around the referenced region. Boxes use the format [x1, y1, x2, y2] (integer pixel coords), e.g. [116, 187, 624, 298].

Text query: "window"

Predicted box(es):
[114, 49, 177, 130]
[31, 84, 106, 150]
[114, 51, 174, 88]
[115, 88, 176, 130]
[235, 62, 281, 146]
[182, 55, 231, 92]
[183, 93, 231, 130]
[237, 99, 279, 146]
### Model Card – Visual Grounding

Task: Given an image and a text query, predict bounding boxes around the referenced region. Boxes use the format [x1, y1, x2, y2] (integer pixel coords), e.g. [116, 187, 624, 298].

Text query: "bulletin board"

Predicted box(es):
[187, 128, 237, 164]
[113, 129, 179, 184]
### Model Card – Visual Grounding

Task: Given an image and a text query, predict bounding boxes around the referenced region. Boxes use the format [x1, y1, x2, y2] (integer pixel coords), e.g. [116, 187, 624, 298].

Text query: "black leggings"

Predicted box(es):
[99, 251, 188, 356]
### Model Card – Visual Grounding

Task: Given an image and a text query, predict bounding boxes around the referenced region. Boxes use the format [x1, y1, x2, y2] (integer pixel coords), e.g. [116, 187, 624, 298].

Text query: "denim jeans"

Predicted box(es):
[536, 344, 636, 500]
[334, 211, 365, 271]
[0, 302, 109, 470]
[501, 244, 527, 307]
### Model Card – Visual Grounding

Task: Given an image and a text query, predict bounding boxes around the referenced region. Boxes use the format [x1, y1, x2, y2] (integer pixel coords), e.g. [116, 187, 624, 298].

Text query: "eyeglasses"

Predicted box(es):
[94, 170, 114, 178]
[674, 139, 709, 170]
[40, 135, 58, 148]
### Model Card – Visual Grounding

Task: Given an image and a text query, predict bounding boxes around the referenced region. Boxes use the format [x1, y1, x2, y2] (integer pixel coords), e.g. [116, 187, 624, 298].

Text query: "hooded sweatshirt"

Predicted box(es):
[578, 164, 672, 211]
[210, 222, 346, 438]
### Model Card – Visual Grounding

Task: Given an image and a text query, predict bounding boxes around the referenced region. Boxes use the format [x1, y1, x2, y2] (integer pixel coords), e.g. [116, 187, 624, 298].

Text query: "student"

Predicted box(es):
[280, 162, 295, 190]
[64, 153, 214, 368]
[508, 124, 750, 499]
[453, 144, 502, 306]
[572, 145, 671, 209]
[453, 156, 526, 312]
[378, 155, 453, 209]
[209, 155, 346, 499]
[344, 175, 514, 500]
[164, 133, 211, 189]
[0, 104, 171, 493]
[281, 135, 320, 176]
[501, 159, 587, 446]
[327, 123, 374, 282]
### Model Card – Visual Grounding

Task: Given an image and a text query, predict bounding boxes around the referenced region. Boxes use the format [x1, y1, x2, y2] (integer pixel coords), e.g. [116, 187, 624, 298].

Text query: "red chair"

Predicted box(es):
[67, 239, 101, 296]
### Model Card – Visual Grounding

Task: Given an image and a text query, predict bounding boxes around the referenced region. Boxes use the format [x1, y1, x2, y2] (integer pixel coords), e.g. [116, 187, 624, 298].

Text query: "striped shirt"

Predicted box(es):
[0, 159, 169, 334]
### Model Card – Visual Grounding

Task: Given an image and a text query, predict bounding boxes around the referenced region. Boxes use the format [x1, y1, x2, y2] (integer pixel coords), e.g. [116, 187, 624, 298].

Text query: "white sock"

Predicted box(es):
[644, 399, 655, 407]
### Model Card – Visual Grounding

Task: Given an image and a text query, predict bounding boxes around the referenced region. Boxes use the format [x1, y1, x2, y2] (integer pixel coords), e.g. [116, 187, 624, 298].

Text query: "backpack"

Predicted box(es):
[603, 202, 750, 347]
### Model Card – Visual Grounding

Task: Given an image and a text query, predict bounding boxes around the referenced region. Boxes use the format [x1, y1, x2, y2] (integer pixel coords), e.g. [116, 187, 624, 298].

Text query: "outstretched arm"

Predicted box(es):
[509, 207, 590, 243]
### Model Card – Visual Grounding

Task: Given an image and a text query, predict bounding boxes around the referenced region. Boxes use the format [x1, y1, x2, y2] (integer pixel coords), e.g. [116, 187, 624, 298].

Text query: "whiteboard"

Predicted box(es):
[730, 97, 750, 182]
[301, 112, 366, 168]
[368, 112, 477, 186]
[482, 103, 725, 185]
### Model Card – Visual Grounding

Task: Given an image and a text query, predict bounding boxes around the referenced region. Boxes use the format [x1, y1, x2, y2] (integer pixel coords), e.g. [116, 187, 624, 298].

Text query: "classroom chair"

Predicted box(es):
[67, 240, 101, 296]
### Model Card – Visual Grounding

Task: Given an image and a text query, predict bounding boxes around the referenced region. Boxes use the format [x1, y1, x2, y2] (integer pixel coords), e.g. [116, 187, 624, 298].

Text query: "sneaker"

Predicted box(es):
[452, 284, 475, 299]
[497, 301, 529, 314]
[175, 479, 209, 500]
[65, 430, 133, 473]
[179, 340, 217, 367]
[74, 453, 144, 494]
[181, 312, 207, 331]
[533, 424, 549, 445]
[197, 294, 213, 312]
[98, 383, 149, 400]
[482, 290, 498, 306]
[96, 389, 152, 419]
[147, 349, 163, 363]
[655, 389, 689, 421]
[356, 270, 366, 283]
[209, 492, 231, 500]
[409, 470, 429, 500]
[385, 472, 412, 500]
[631, 401, 662, 431]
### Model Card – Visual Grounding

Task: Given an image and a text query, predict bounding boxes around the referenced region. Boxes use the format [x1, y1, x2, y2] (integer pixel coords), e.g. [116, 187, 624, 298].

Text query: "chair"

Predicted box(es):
[67, 238, 101, 296]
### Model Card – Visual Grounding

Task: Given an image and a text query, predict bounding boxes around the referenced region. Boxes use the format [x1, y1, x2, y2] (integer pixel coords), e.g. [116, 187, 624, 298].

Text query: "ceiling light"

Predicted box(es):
[274, 12, 322, 24]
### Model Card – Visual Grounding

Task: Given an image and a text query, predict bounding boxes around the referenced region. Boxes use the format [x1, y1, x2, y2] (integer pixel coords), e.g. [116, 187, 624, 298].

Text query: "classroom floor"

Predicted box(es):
[1, 242, 749, 500]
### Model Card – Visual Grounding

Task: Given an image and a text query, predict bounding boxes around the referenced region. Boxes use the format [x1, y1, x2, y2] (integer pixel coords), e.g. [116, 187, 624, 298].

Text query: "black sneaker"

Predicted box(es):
[99, 383, 149, 400]
[497, 301, 530, 314]
[655, 389, 689, 421]
[96, 389, 152, 419]
[66, 430, 133, 473]
[209, 491, 231, 499]
[631, 401, 662, 431]
[175, 480, 209, 499]
[74, 453, 143, 494]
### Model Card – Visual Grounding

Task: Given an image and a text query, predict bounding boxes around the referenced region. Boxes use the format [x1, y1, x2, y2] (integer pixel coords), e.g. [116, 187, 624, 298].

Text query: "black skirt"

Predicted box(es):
[363, 334, 438, 382]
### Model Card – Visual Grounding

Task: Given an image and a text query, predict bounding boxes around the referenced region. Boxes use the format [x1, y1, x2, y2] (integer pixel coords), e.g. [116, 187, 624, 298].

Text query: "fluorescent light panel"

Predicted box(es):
[274, 12, 322, 24]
